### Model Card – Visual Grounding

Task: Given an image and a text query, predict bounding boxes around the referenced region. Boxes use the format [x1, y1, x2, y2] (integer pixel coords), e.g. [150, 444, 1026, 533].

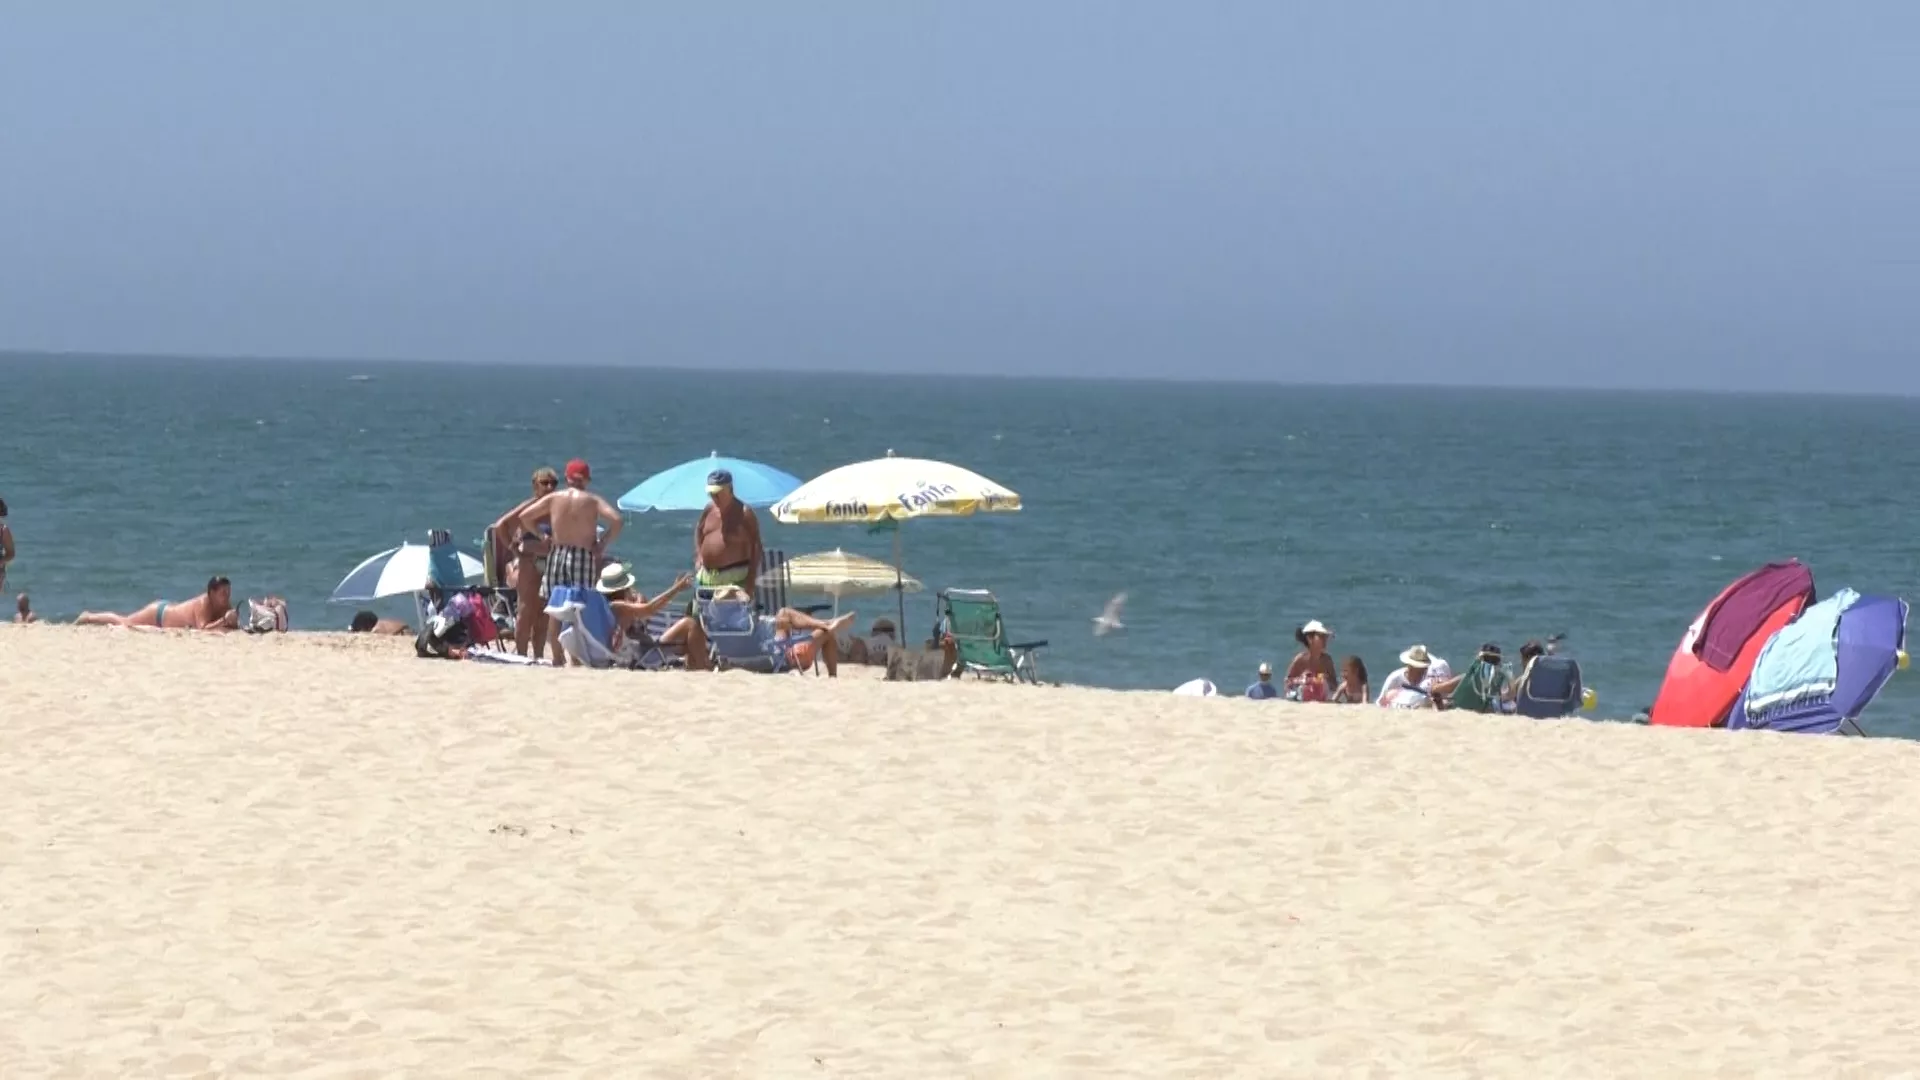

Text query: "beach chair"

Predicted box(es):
[1514, 655, 1585, 718]
[698, 591, 795, 674]
[937, 588, 1047, 684]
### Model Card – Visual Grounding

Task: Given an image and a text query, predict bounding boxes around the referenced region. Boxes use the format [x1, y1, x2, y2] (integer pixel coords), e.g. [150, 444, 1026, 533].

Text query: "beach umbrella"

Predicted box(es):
[772, 451, 1021, 627]
[615, 451, 803, 513]
[1730, 591, 1909, 735]
[784, 548, 924, 616]
[331, 542, 484, 602]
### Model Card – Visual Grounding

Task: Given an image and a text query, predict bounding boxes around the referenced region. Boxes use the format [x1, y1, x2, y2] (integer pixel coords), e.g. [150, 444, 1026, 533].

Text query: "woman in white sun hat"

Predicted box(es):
[1284, 619, 1338, 701]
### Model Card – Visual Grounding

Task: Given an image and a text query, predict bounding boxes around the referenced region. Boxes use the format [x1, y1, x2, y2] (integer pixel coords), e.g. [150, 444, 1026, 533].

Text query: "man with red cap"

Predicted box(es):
[517, 457, 623, 666]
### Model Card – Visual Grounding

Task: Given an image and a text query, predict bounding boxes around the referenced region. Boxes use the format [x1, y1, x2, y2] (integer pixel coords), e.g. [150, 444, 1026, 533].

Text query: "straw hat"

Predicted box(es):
[596, 563, 637, 594]
[1399, 644, 1432, 668]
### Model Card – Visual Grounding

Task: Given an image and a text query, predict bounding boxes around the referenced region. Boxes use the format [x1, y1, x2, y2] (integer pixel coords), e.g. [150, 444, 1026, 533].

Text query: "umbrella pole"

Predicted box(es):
[893, 526, 907, 635]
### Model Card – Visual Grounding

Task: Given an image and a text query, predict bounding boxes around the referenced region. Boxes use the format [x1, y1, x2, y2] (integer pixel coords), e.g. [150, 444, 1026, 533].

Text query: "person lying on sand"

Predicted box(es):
[349, 610, 412, 636]
[14, 592, 37, 624]
[77, 576, 238, 631]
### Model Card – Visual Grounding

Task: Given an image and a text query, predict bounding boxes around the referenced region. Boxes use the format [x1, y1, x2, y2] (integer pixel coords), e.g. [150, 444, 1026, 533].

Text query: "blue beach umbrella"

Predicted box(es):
[615, 451, 803, 513]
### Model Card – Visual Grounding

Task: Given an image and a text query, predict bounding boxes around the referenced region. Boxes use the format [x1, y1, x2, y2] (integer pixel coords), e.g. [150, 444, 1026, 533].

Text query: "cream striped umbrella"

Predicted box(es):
[772, 451, 1021, 626]
[783, 549, 923, 616]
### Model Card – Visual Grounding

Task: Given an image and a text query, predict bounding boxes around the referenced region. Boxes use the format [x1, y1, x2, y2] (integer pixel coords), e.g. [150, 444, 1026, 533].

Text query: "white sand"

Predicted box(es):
[6, 625, 1920, 1076]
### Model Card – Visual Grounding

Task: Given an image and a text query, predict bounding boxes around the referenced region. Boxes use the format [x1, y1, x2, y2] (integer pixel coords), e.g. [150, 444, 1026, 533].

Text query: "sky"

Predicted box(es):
[0, 3, 1914, 389]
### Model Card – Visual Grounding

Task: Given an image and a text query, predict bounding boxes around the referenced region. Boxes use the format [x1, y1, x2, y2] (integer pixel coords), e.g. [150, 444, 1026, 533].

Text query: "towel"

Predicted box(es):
[1745, 588, 1859, 718]
[545, 587, 621, 668]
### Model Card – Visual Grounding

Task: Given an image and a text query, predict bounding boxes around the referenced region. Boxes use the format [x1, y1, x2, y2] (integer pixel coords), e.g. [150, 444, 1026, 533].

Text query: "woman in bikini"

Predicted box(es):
[78, 576, 238, 630]
[492, 467, 559, 659]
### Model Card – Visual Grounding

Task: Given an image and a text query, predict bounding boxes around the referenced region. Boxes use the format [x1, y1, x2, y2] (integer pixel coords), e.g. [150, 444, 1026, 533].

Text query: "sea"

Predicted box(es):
[6, 352, 1920, 737]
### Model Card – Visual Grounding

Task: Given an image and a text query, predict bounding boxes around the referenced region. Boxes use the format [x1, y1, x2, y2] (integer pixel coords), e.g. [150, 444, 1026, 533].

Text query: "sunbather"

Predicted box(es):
[77, 576, 238, 631]
[492, 466, 559, 660]
[594, 563, 702, 667]
[843, 617, 899, 665]
[349, 610, 411, 635]
[766, 607, 858, 676]
[1377, 644, 1444, 708]
[1285, 619, 1337, 701]
[1331, 655, 1370, 703]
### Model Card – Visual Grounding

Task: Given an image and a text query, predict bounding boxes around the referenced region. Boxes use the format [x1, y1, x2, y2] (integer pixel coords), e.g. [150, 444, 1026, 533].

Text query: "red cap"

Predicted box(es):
[565, 458, 591, 482]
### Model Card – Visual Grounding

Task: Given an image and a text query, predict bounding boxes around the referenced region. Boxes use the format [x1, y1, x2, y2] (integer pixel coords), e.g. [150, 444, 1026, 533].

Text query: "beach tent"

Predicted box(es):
[1729, 590, 1909, 735]
[1648, 559, 1816, 728]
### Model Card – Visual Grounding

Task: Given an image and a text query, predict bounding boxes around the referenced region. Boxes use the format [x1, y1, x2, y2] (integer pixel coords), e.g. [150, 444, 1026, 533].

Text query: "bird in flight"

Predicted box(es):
[1092, 592, 1127, 636]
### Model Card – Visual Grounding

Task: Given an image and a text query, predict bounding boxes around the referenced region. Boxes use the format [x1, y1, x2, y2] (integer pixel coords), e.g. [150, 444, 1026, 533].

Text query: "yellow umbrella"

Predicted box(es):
[772, 451, 1021, 626]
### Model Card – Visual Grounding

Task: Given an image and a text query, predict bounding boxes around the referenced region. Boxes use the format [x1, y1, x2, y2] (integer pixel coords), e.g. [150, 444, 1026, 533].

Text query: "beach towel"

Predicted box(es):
[426, 529, 468, 589]
[1745, 588, 1859, 717]
[545, 586, 621, 669]
[466, 649, 541, 665]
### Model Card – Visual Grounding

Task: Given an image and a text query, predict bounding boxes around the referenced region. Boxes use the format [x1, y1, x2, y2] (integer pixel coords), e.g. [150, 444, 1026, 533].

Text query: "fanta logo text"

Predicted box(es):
[897, 482, 958, 512]
[823, 500, 871, 518]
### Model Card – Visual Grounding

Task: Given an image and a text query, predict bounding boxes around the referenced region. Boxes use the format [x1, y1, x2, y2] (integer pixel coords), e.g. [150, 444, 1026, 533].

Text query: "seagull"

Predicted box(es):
[1092, 592, 1127, 636]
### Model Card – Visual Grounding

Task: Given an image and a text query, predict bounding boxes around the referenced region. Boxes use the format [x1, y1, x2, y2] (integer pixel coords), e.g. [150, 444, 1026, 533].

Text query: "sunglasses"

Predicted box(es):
[536, 478, 557, 489]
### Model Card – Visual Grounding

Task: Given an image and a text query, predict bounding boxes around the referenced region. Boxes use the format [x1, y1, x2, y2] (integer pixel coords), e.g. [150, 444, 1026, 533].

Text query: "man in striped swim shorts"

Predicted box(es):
[517, 458, 623, 666]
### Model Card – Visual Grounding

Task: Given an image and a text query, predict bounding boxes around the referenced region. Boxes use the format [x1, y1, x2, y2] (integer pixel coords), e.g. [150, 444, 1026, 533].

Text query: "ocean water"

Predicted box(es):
[6, 352, 1920, 736]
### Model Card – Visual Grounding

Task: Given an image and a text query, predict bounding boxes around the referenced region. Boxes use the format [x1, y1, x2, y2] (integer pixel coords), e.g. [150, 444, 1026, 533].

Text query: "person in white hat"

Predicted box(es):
[1246, 661, 1280, 700]
[1377, 643, 1451, 708]
[1284, 619, 1337, 702]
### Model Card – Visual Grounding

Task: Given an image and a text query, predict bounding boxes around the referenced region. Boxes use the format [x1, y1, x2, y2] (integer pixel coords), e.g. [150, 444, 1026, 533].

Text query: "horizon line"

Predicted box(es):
[0, 346, 1903, 401]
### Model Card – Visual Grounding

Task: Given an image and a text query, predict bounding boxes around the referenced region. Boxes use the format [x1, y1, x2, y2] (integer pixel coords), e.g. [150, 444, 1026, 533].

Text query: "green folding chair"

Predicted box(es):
[938, 588, 1047, 684]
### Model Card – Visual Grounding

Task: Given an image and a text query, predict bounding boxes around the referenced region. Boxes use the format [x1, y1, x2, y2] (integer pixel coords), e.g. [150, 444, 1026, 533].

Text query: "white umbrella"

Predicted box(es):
[772, 451, 1021, 627]
[784, 548, 924, 617]
[331, 542, 484, 602]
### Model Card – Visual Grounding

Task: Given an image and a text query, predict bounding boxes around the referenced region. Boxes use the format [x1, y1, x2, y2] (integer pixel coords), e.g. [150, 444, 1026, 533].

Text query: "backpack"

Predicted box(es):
[1449, 659, 1507, 713]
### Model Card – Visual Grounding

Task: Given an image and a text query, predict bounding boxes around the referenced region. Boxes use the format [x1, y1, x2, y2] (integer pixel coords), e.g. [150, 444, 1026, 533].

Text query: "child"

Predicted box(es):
[14, 592, 36, 624]
[1331, 655, 1370, 704]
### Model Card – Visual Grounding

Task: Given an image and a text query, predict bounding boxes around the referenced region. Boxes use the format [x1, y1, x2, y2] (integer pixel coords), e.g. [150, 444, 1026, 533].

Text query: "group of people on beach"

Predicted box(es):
[1247, 620, 1558, 712]
[467, 459, 859, 673]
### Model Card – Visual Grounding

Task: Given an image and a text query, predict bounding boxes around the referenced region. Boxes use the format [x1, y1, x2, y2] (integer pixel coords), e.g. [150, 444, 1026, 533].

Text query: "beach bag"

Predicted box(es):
[1449, 659, 1507, 713]
[244, 596, 289, 634]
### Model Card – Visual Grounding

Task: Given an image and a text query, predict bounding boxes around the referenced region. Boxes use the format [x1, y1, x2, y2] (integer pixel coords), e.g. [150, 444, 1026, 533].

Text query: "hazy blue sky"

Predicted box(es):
[1, 3, 1913, 388]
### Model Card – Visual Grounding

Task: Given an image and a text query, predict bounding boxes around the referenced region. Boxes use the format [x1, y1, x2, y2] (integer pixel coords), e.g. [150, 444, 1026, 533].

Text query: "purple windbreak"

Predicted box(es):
[1695, 560, 1816, 672]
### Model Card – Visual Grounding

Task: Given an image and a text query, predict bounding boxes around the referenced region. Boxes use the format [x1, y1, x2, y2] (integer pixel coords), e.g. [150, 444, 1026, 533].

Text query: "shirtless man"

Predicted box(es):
[518, 458, 622, 667]
[491, 466, 559, 659]
[77, 575, 239, 631]
[0, 497, 14, 595]
[694, 470, 763, 597]
[14, 593, 37, 624]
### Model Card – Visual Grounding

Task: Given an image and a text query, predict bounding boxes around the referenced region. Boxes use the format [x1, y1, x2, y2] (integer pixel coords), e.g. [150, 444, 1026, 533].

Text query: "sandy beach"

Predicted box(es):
[6, 626, 1920, 1076]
